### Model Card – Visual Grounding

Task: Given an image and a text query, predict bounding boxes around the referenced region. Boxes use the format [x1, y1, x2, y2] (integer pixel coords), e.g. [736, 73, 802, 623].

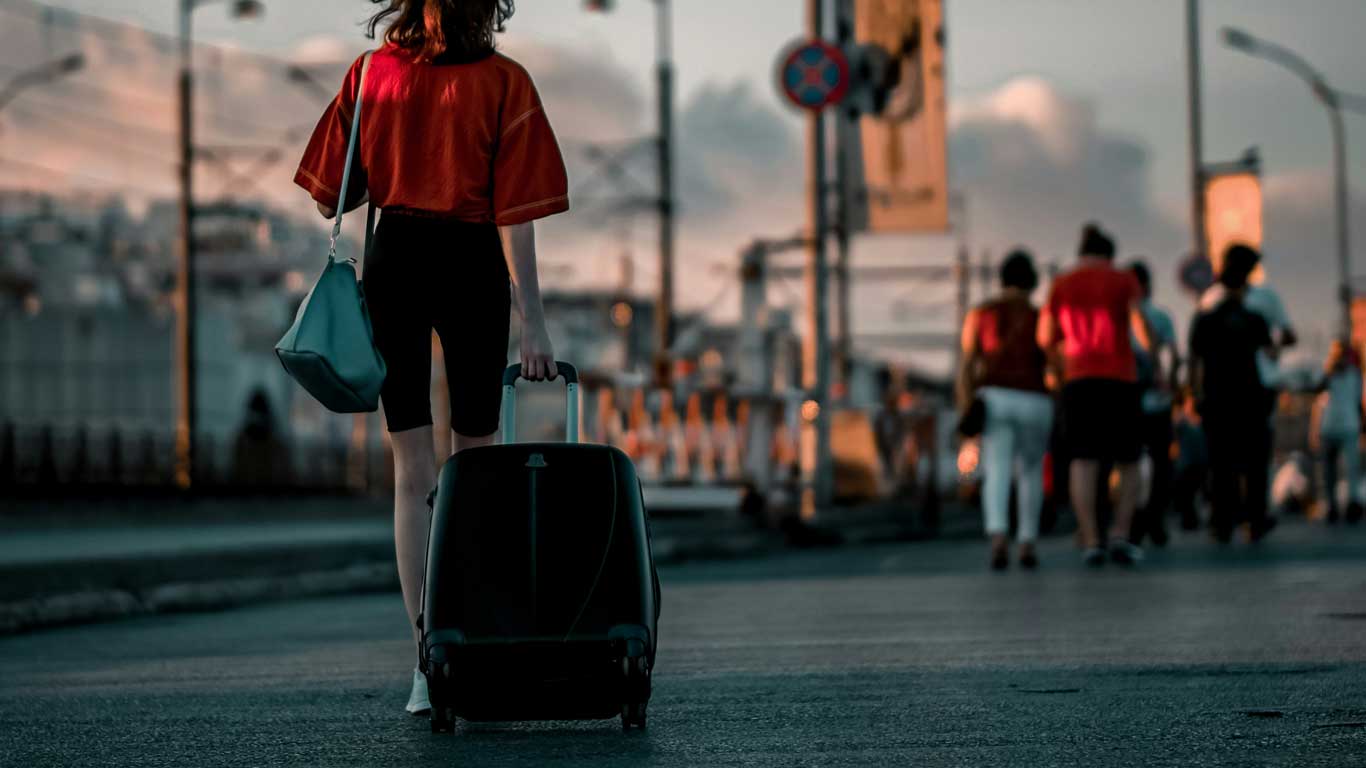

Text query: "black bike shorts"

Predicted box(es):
[362, 211, 510, 436]
[1060, 378, 1143, 463]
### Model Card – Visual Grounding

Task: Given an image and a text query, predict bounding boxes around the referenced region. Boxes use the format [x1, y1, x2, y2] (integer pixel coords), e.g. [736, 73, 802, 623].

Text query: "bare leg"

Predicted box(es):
[452, 430, 498, 455]
[1070, 459, 1101, 549]
[390, 426, 437, 652]
[1110, 461, 1141, 542]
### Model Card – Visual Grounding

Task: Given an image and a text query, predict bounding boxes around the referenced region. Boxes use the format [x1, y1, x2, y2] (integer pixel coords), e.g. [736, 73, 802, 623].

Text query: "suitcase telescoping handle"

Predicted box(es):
[500, 361, 580, 445]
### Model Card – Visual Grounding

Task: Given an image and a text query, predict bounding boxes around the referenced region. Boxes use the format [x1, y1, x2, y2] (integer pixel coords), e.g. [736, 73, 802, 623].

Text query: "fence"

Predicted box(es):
[0, 421, 389, 497]
[1, 382, 947, 514]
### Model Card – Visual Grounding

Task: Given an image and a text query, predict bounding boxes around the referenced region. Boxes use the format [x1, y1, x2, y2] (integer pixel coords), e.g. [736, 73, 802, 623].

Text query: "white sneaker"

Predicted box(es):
[405, 668, 431, 716]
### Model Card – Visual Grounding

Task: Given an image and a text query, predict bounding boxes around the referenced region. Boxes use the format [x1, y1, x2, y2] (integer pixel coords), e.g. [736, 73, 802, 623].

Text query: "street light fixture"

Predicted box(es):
[173, 0, 264, 490]
[285, 64, 335, 105]
[228, 0, 265, 19]
[0, 53, 86, 114]
[1221, 26, 1354, 337]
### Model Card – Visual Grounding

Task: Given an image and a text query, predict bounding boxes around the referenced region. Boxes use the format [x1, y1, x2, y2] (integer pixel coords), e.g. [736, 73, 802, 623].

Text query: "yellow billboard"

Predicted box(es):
[1204, 171, 1263, 275]
[850, 0, 948, 233]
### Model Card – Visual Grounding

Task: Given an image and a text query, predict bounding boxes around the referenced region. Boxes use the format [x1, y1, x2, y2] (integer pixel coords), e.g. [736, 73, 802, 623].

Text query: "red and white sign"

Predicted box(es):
[778, 39, 851, 111]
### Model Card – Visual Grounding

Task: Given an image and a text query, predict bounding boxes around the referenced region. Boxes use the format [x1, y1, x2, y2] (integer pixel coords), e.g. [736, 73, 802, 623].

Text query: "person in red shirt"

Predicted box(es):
[1038, 223, 1152, 566]
[294, 0, 567, 716]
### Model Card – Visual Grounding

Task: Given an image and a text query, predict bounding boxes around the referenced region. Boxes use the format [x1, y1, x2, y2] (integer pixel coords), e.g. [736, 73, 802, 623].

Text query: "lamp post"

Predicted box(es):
[1185, 0, 1207, 276]
[583, 0, 675, 388]
[1222, 26, 1353, 337]
[174, 0, 263, 490]
[0, 53, 84, 233]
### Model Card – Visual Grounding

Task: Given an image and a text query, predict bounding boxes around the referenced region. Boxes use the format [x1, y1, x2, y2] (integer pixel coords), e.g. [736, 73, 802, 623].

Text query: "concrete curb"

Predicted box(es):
[0, 562, 398, 636]
[0, 532, 782, 637]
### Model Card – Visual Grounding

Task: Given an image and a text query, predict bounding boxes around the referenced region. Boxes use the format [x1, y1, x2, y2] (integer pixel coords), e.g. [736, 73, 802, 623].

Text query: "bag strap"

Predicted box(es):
[329, 51, 373, 262]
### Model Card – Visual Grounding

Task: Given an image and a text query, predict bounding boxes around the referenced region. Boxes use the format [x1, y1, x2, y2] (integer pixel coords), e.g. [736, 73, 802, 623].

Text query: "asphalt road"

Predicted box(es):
[2, 522, 1365, 767]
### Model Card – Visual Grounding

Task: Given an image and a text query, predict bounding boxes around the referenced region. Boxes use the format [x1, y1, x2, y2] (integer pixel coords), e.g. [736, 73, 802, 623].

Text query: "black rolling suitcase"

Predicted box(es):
[420, 362, 660, 733]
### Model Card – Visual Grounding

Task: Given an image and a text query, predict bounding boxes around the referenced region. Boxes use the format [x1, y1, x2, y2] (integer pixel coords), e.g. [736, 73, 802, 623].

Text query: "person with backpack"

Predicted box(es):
[294, 0, 566, 716]
[1037, 224, 1152, 566]
[959, 250, 1052, 570]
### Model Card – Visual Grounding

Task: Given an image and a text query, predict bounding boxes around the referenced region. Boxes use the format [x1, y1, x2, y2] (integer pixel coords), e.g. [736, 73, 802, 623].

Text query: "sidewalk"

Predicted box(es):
[0, 487, 780, 635]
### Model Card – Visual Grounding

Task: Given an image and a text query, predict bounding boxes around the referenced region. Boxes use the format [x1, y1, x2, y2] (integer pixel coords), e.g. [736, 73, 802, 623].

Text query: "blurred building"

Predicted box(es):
[0, 190, 352, 452]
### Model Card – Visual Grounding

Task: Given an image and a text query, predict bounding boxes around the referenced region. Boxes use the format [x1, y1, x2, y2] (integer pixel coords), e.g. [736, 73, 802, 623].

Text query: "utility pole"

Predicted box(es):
[653, 0, 677, 387]
[1329, 95, 1352, 337]
[1186, 0, 1208, 271]
[583, 0, 675, 383]
[174, 1, 197, 490]
[832, 0, 855, 397]
[804, 0, 834, 511]
[173, 0, 262, 490]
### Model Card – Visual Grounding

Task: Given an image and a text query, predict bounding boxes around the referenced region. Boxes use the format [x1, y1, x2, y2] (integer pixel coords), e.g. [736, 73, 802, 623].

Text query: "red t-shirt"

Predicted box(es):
[294, 45, 569, 226]
[1045, 263, 1141, 382]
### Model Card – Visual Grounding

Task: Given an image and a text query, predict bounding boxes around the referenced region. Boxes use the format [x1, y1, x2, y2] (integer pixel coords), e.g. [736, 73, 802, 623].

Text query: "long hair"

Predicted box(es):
[367, 0, 515, 62]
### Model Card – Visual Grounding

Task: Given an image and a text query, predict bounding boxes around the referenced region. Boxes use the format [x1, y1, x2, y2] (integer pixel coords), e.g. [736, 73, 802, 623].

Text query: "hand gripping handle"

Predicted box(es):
[499, 362, 580, 445]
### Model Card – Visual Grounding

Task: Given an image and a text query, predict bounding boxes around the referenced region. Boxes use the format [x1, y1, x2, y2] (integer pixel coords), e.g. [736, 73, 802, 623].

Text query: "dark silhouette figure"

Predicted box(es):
[1189, 245, 1277, 542]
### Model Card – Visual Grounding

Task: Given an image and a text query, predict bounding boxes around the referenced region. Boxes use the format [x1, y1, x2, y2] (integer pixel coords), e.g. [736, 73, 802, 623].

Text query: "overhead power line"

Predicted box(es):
[0, 154, 169, 194]
[0, 65, 303, 138]
[9, 105, 177, 168]
[0, 0, 326, 74]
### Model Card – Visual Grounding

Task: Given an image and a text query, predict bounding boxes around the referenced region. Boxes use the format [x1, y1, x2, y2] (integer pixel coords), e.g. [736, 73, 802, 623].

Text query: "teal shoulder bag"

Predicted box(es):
[276, 52, 387, 413]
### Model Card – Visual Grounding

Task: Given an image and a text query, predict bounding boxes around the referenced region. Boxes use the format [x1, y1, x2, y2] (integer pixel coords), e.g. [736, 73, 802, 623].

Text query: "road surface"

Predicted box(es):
[2, 522, 1364, 766]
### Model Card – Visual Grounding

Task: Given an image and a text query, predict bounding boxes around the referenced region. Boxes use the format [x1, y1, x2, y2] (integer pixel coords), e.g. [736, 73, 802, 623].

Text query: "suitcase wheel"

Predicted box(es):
[620, 642, 651, 731]
[428, 705, 456, 732]
[621, 701, 647, 731]
[430, 707, 455, 734]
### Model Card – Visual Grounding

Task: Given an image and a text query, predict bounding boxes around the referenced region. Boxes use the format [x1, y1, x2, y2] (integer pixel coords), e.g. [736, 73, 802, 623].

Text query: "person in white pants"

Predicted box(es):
[959, 250, 1054, 569]
[979, 387, 1055, 561]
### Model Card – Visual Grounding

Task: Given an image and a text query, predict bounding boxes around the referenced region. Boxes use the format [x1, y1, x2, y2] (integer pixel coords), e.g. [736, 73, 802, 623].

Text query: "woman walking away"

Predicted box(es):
[294, 0, 567, 716]
[959, 250, 1053, 570]
[1312, 339, 1365, 524]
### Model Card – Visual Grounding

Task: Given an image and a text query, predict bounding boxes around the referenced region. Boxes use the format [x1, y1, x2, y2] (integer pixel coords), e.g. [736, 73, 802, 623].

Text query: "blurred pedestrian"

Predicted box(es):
[1201, 254, 1298, 390]
[959, 250, 1052, 570]
[1171, 388, 1208, 531]
[1127, 260, 1177, 546]
[1310, 339, 1365, 524]
[1188, 245, 1277, 543]
[295, 0, 567, 717]
[1038, 223, 1151, 566]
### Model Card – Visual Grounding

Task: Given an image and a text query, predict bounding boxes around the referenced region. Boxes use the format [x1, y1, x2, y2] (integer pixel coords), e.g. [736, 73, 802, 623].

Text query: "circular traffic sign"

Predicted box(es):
[778, 39, 850, 111]
[1178, 254, 1215, 295]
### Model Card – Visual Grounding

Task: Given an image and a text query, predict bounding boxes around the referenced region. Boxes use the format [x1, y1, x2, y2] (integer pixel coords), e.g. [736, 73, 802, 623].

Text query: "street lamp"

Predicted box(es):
[0, 54, 86, 114]
[1222, 26, 1353, 337]
[584, 0, 675, 388]
[174, 0, 264, 490]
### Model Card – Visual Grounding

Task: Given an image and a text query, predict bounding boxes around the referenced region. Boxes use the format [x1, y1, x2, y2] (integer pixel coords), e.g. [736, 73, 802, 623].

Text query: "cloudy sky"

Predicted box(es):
[4, 0, 1366, 370]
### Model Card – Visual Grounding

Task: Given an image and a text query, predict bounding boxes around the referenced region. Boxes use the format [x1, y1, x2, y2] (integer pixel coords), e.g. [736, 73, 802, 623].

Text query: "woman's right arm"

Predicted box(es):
[499, 221, 557, 382]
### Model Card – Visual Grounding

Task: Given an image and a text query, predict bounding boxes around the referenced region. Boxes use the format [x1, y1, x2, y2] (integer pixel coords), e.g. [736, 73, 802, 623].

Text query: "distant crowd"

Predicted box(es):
[957, 222, 1359, 570]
